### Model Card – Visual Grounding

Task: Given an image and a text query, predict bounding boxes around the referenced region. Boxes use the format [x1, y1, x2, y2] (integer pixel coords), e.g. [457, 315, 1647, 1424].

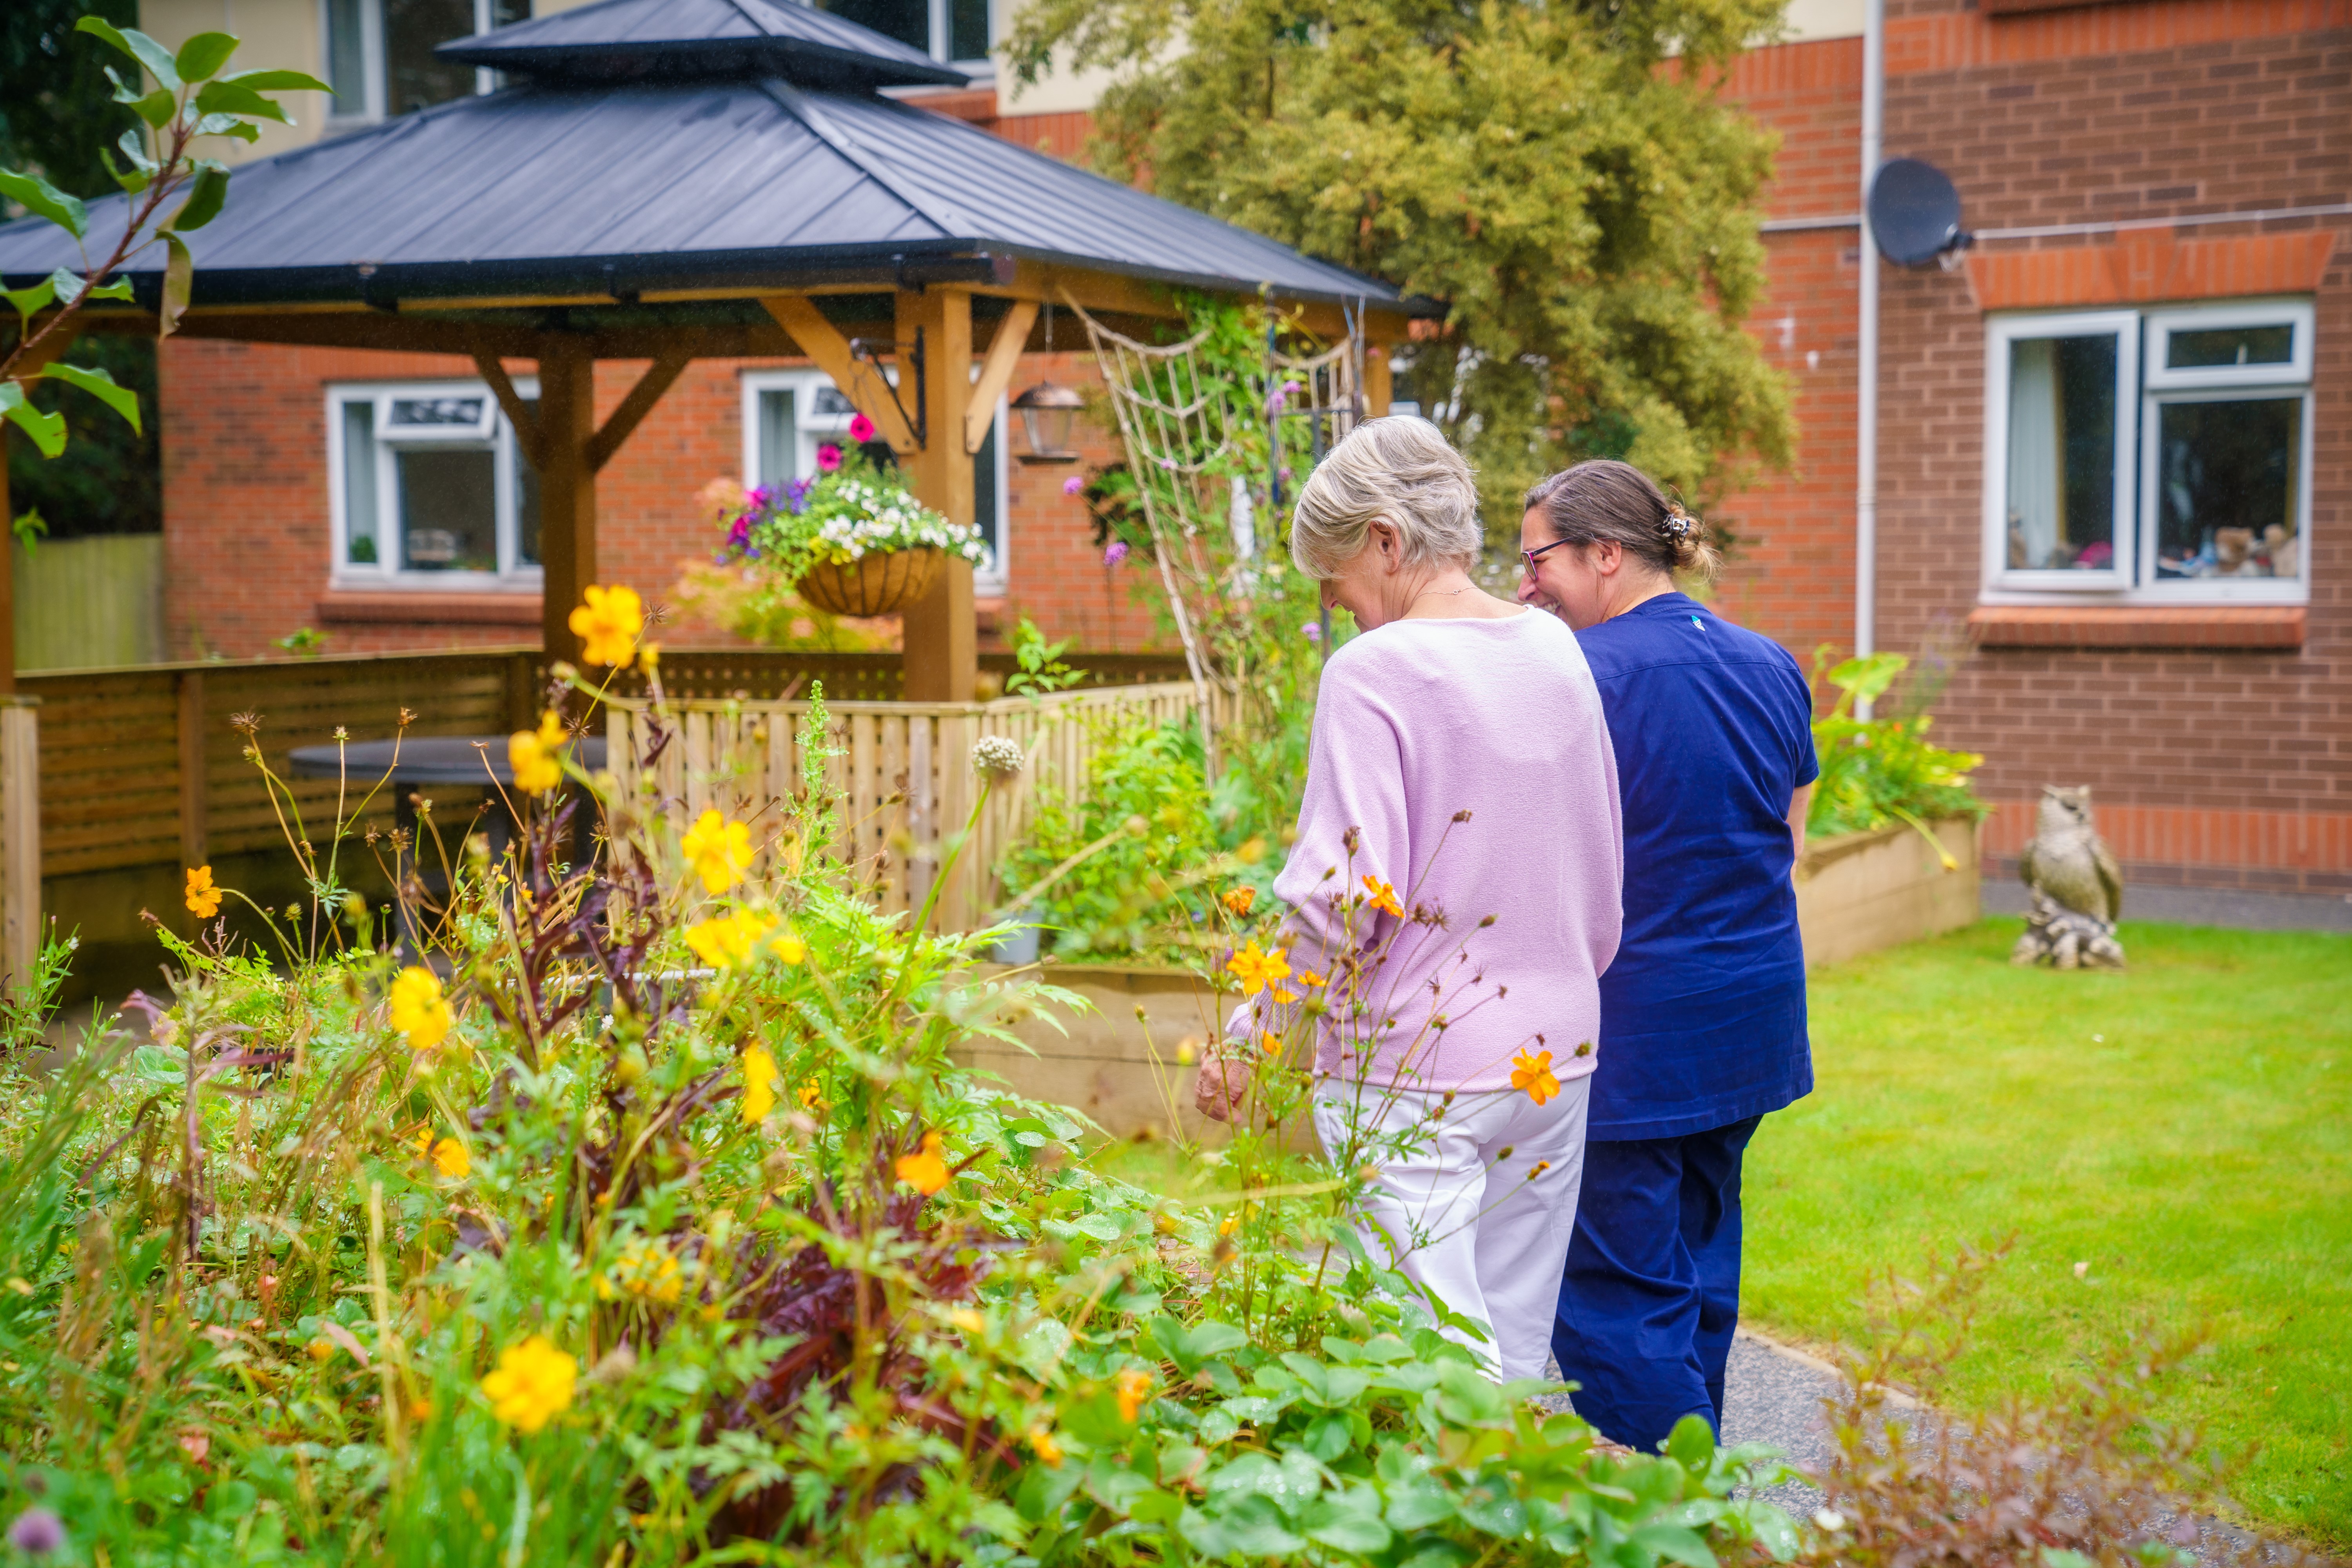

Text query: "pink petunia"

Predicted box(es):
[816, 444, 843, 472]
[848, 412, 877, 443]
[1062, 474, 1085, 496]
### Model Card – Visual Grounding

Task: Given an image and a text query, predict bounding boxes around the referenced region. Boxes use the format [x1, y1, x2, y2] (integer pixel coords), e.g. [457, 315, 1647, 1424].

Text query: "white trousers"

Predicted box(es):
[1313, 1076, 1590, 1379]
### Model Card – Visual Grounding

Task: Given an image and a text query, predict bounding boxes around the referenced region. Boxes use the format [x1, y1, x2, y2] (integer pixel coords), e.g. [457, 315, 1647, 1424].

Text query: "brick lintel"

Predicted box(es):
[1966, 604, 2305, 650]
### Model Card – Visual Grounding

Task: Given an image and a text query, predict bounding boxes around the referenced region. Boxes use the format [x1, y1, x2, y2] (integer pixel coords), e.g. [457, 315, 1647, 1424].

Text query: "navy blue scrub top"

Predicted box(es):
[1575, 593, 1819, 1140]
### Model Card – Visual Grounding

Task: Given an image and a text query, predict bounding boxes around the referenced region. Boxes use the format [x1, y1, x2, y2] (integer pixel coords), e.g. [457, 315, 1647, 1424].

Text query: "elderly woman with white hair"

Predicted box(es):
[1194, 416, 1624, 1379]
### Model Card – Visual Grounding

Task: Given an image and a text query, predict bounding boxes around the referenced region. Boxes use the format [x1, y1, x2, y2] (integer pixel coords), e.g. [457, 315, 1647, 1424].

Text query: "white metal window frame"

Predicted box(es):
[321, 0, 512, 124]
[2136, 382, 2314, 605]
[2143, 298, 2315, 390]
[737, 367, 1008, 596]
[1979, 307, 2140, 596]
[326, 378, 544, 591]
[1979, 300, 2314, 607]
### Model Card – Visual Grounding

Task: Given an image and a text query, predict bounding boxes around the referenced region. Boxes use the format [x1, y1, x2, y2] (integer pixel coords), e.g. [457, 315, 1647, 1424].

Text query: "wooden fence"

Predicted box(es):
[607, 682, 1223, 933]
[15, 534, 165, 672]
[0, 645, 1194, 982]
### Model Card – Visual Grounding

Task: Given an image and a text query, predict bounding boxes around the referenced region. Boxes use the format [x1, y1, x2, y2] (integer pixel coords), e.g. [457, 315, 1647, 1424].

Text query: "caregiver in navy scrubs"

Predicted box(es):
[1516, 459, 1818, 1454]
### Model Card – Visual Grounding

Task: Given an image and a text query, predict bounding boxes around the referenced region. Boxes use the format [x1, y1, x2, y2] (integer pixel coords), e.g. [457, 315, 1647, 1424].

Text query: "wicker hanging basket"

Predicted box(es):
[794, 548, 944, 618]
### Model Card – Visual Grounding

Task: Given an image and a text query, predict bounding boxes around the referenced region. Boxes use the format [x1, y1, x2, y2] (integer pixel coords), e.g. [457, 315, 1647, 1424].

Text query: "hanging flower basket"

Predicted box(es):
[795, 546, 944, 617]
[710, 443, 988, 630]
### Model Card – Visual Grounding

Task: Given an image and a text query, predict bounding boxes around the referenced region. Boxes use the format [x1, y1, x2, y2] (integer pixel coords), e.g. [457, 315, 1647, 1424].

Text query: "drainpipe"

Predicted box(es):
[1855, 0, 1884, 717]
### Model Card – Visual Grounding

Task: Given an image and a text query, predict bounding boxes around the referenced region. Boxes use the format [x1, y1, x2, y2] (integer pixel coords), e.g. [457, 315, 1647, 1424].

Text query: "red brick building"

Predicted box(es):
[141, 0, 2351, 898]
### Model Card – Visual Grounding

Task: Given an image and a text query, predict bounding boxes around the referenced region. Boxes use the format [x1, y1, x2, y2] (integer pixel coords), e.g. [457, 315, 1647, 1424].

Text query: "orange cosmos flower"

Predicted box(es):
[184, 865, 221, 920]
[1361, 876, 1403, 918]
[1115, 1367, 1153, 1422]
[1510, 1049, 1560, 1107]
[896, 1131, 951, 1194]
[1224, 940, 1290, 997]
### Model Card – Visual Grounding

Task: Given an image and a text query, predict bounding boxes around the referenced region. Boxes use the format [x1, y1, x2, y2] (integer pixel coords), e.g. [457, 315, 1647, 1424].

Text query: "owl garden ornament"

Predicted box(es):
[2011, 785, 2126, 969]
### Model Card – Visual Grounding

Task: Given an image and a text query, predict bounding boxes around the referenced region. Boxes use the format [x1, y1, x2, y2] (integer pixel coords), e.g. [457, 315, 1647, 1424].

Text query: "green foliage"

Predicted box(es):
[1807, 649, 1987, 847]
[1005, 617, 1086, 697]
[999, 716, 1221, 958]
[1, 18, 325, 460]
[1005, 0, 1797, 523]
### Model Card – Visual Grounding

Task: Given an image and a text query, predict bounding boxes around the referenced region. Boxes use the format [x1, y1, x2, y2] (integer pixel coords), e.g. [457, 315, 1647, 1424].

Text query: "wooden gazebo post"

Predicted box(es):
[897, 286, 975, 704]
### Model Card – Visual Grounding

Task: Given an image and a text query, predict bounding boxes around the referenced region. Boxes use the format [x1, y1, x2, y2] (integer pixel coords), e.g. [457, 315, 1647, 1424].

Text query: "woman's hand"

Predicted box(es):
[1193, 1055, 1252, 1123]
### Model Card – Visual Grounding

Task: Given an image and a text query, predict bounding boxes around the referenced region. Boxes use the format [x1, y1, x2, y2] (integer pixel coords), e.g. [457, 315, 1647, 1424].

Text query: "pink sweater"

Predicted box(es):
[1255, 609, 1623, 1094]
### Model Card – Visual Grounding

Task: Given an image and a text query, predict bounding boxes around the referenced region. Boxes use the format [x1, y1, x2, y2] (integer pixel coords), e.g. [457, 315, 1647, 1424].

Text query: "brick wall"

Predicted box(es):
[1864, 2, 2352, 890]
[158, 338, 1164, 661]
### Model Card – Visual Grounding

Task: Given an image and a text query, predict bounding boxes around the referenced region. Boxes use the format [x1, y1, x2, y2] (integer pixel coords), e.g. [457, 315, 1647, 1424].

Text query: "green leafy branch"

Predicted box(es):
[0, 19, 326, 459]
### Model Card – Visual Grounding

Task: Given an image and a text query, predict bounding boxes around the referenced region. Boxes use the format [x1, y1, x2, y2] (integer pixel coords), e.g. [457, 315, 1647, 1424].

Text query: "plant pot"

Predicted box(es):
[795, 548, 943, 618]
[984, 907, 1044, 966]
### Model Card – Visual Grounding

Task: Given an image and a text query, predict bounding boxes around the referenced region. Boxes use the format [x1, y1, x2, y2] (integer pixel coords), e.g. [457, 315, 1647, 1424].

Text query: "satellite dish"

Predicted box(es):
[1867, 158, 1971, 267]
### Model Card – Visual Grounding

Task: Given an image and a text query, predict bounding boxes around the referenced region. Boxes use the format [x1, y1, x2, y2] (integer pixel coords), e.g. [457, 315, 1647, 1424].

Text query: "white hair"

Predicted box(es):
[1288, 416, 1481, 579]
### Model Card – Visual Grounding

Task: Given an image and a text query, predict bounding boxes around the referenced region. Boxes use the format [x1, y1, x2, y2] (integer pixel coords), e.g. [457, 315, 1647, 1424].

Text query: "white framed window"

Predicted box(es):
[327, 380, 543, 588]
[819, 0, 995, 72]
[1981, 299, 2312, 603]
[323, 0, 529, 123]
[738, 368, 1008, 595]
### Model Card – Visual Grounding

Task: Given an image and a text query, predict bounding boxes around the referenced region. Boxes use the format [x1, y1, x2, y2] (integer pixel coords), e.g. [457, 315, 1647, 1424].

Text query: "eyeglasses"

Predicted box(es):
[1520, 536, 1578, 575]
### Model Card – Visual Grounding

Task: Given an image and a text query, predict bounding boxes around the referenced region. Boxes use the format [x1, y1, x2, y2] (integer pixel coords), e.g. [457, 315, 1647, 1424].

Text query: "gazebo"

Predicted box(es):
[0, 0, 1417, 703]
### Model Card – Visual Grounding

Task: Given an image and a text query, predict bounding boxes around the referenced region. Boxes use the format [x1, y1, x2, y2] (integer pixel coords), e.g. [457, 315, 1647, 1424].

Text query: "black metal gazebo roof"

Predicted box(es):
[0, 0, 1406, 316]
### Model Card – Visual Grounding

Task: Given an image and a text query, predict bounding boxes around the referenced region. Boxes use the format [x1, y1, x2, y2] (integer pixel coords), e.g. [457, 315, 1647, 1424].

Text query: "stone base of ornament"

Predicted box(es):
[795, 548, 943, 618]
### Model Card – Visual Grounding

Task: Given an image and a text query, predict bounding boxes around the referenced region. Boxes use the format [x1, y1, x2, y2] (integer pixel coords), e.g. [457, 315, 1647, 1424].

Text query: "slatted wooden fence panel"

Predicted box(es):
[608, 682, 1217, 931]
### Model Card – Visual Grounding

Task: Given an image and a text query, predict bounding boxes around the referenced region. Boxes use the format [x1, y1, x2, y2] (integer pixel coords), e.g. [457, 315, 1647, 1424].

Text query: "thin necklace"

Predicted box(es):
[1414, 584, 1474, 601]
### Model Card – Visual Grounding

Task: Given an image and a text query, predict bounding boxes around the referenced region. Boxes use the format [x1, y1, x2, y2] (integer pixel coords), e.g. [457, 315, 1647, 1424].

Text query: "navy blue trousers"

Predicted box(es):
[1550, 1115, 1761, 1453]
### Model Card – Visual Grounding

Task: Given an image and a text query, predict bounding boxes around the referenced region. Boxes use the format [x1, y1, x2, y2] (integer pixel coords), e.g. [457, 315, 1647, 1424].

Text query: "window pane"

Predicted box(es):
[390, 394, 486, 429]
[811, 385, 857, 419]
[951, 0, 989, 60]
[326, 0, 368, 107]
[758, 389, 798, 487]
[385, 0, 479, 115]
[490, 0, 532, 25]
[814, 0, 929, 53]
[2153, 397, 2302, 581]
[2167, 323, 2294, 370]
[971, 415, 998, 570]
[343, 402, 379, 564]
[516, 399, 541, 566]
[2004, 334, 2116, 571]
[397, 447, 499, 572]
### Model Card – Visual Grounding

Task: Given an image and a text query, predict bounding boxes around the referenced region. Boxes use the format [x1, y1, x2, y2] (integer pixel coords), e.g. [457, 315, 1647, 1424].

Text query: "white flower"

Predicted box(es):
[971, 735, 1026, 780]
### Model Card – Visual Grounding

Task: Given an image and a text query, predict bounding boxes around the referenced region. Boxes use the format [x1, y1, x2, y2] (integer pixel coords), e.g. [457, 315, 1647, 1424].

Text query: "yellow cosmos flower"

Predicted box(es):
[1361, 876, 1403, 918]
[430, 1137, 470, 1179]
[388, 967, 454, 1052]
[1510, 1049, 1560, 1108]
[684, 908, 766, 971]
[567, 584, 644, 668]
[770, 928, 807, 964]
[1224, 940, 1290, 997]
[740, 1045, 780, 1124]
[1114, 1367, 1153, 1423]
[895, 1130, 951, 1195]
[1258, 1031, 1281, 1057]
[594, 1240, 683, 1305]
[797, 1079, 825, 1112]
[508, 710, 568, 796]
[680, 809, 754, 894]
[481, 1335, 575, 1434]
[184, 865, 221, 920]
[1299, 970, 1328, 988]
[1028, 1425, 1065, 1468]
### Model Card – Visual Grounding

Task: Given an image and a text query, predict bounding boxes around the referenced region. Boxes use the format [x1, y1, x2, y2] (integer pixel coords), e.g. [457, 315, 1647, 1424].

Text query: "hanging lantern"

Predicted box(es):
[1011, 380, 1083, 463]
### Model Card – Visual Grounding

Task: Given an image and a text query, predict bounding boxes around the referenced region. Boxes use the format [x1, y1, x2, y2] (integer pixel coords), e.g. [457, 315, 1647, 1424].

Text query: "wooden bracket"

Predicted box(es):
[471, 352, 542, 468]
[967, 299, 1037, 454]
[586, 347, 691, 473]
[760, 294, 920, 453]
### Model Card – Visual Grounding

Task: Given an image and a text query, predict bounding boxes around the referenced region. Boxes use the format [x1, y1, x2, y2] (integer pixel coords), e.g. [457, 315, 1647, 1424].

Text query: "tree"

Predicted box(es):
[0, 19, 326, 483]
[1005, 0, 1797, 530]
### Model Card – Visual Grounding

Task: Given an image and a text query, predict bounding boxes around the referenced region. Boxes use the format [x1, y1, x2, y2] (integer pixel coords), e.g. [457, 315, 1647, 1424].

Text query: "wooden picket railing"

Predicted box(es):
[606, 682, 1224, 933]
[0, 645, 1193, 983]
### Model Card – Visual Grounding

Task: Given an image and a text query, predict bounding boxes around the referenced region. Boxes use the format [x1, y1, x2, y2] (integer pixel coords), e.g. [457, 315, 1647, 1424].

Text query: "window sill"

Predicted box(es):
[1967, 605, 2305, 650]
[318, 591, 541, 627]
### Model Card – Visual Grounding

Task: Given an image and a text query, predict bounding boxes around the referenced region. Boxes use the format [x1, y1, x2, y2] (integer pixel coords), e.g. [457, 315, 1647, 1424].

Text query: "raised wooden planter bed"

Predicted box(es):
[1794, 817, 1981, 968]
[970, 819, 1982, 1139]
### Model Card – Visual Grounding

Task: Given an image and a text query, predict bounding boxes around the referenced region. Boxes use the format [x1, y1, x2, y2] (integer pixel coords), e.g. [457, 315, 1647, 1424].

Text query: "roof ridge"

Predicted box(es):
[758, 77, 973, 240]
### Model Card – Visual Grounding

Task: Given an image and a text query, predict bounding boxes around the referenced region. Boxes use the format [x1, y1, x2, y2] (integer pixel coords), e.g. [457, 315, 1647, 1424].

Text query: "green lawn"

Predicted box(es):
[1746, 918, 2352, 1548]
